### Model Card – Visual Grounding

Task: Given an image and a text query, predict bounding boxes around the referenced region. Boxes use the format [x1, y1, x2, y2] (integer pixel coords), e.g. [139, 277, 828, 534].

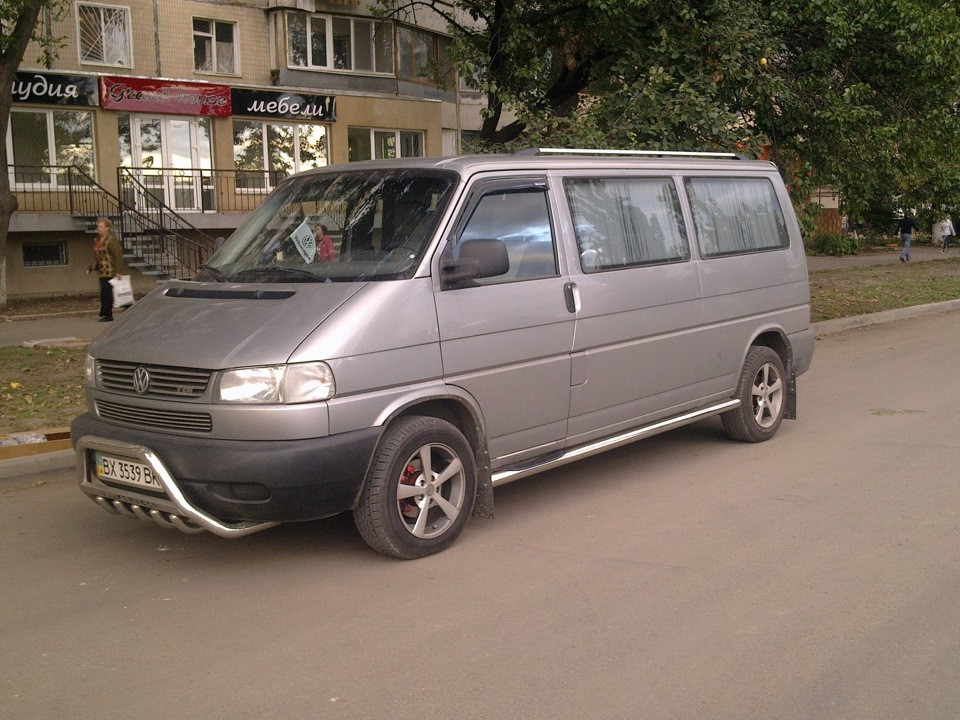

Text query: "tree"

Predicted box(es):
[377, 0, 960, 226]
[1, 0, 65, 307]
[756, 0, 960, 227]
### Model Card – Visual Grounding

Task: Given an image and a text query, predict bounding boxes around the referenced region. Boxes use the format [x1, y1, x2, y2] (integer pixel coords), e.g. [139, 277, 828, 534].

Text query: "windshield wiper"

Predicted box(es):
[228, 266, 320, 283]
[196, 264, 229, 282]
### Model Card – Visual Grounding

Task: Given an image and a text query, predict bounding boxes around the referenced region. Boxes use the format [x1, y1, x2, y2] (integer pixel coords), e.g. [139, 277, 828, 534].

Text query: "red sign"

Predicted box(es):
[100, 76, 231, 116]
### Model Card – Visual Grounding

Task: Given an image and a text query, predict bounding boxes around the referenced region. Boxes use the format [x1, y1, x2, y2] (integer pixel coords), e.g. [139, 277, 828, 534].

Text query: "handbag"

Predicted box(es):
[109, 274, 135, 308]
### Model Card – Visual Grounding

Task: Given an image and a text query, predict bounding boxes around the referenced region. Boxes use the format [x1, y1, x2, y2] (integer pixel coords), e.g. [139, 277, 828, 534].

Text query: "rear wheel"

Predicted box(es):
[353, 416, 477, 559]
[722, 346, 786, 442]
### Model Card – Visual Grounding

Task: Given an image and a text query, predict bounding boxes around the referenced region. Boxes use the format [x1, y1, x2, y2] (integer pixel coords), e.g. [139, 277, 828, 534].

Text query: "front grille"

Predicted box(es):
[97, 360, 211, 399]
[96, 400, 213, 433]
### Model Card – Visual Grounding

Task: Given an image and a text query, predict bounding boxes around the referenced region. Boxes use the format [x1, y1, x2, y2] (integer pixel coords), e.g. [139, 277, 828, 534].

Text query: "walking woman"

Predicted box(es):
[87, 217, 126, 322]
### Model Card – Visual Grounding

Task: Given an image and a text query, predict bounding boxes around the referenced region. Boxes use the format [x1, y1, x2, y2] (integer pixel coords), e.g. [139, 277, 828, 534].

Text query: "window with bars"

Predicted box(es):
[194, 18, 237, 74]
[286, 12, 393, 74]
[77, 2, 132, 67]
[23, 242, 68, 267]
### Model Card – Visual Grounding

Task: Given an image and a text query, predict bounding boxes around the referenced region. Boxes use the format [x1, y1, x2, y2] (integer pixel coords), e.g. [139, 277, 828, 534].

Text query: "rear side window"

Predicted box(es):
[564, 177, 689, 272]
[685, 177, 790, 258]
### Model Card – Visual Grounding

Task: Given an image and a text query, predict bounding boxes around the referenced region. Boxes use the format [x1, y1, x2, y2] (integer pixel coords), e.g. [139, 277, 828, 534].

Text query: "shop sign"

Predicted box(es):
[12, 71, 99, 107]
[232, 88, 336, 121]
[100, 76, 231, 116]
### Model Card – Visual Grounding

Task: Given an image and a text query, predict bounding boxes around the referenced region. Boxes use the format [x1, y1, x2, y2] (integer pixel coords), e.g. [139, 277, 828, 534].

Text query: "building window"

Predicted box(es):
[347, 128, 424, 162]
[77, 2, 132, 67]
[233, 120, 329, 189]
[397, 26, 453, 87]
[6, 109, 95, 185]
[460, 130, 483, 151]
[23, 241, 68, 267]
[193, 18, 237, 74]
[286, 12, 393, 74]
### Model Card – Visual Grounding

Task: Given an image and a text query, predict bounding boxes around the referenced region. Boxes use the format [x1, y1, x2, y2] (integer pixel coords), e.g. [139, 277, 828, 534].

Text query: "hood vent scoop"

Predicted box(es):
[165, 288, 295, 300]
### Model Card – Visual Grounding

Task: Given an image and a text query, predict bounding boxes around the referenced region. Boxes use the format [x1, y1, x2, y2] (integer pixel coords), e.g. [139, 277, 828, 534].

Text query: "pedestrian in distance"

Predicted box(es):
[898, 212, 919, 262]
[941, 218, 958, 253]
[86, 217, 127, 322]
[933, 216, 951, 249]
[314, 224, 336, 263]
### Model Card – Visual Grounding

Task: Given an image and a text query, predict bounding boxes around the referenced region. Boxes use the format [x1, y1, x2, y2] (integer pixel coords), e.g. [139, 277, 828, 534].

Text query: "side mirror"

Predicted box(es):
[441, 238, 509, 289]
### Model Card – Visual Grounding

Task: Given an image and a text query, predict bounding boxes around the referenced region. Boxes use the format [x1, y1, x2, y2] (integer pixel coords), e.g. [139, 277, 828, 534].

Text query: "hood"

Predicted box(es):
[89, 281, 365, 369]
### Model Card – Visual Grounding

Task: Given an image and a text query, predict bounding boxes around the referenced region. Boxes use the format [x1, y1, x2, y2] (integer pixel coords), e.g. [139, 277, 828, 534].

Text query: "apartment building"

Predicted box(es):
[6, 0, 487, 298]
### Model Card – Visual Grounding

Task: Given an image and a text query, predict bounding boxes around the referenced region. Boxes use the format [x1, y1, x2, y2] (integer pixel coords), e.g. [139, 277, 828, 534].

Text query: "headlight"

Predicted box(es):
[84, 354, 97, 388]
[216, 362, 335, 404]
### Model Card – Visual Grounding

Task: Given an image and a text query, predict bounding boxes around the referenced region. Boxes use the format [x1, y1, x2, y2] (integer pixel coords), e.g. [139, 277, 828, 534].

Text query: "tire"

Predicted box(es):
[721, 346, 786, 443]
[353, 416, 477, 559]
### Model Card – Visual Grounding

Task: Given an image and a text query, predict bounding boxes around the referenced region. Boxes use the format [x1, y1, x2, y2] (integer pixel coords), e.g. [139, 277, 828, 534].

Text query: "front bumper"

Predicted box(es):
[71, 412, 380, 537]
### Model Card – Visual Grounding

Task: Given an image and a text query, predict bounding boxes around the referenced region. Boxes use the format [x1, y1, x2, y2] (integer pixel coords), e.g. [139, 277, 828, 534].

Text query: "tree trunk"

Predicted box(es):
[0, 0, 46, 308]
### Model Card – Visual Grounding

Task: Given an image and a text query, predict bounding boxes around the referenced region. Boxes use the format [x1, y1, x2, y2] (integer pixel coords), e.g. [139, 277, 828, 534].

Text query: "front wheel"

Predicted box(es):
[721, 346, 786, 443]
[353, 416, 477, 559]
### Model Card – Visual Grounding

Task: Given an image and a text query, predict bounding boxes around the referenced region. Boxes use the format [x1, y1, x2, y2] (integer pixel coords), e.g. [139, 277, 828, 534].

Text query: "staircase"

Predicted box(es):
[68, 167, 214, 282]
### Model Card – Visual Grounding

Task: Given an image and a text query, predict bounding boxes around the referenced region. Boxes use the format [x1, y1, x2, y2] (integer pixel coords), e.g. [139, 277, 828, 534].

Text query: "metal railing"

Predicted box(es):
[8, 163, 279, 280]
[10, 164, 282, 215]
[117, 168, 216, 280]
[117, 166, 284, 214]
[69, 166, 123, 219]
[8, 165, 94, 214]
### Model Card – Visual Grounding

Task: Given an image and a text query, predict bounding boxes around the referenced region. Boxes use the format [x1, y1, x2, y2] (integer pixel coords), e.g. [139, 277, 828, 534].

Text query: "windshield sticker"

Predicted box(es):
[289, 221, 316, 263]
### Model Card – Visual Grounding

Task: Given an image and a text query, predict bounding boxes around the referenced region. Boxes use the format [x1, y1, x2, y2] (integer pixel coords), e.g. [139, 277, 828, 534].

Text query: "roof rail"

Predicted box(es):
[514, 148, 746, 159]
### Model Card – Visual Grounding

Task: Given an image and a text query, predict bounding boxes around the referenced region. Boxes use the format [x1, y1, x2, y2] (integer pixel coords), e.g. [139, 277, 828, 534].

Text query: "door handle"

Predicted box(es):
[563, 282, 579, 313]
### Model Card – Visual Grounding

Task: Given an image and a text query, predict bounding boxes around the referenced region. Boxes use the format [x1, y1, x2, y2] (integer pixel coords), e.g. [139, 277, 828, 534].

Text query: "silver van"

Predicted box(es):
[72, 149, 814, 558]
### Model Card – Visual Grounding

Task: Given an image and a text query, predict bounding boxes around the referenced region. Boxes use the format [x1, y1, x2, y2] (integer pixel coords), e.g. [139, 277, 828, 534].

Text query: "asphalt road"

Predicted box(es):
[2, 311, 959, 720]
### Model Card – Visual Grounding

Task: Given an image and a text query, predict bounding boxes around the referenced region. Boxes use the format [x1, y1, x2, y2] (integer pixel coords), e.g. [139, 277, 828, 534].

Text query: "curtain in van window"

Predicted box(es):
[564, 178, 689, 272]
[686, 178, 789, 257]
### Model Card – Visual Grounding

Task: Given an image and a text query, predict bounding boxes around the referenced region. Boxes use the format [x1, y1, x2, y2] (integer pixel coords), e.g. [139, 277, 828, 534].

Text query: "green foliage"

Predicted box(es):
[377, 0, 960, 227]
[0, 1, 67, 66]
[806, 231, 861, 256]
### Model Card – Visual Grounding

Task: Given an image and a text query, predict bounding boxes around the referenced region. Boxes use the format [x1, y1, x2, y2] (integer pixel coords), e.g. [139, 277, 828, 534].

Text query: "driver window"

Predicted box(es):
[455, 188, 558, 285]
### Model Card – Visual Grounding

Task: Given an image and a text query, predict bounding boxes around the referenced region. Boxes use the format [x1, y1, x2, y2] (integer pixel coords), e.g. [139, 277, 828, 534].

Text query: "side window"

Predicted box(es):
[452, 188, 558, 285]
[686, 177, 790, 258]
[564, 177, 689, 272]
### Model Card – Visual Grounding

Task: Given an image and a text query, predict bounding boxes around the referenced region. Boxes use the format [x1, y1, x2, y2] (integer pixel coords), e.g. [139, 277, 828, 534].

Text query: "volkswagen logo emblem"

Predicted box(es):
[132, 366, 151, 395]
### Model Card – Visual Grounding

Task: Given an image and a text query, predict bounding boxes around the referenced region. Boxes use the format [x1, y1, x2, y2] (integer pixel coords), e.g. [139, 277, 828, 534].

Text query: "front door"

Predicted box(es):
[124, 115, 213, 211]
[434, 177, 576, 466]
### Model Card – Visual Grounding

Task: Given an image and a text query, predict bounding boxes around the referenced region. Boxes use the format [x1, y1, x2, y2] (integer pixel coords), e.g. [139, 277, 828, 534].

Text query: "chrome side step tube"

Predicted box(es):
[76, 435, 277, 538]
[491, 399, 740, 486]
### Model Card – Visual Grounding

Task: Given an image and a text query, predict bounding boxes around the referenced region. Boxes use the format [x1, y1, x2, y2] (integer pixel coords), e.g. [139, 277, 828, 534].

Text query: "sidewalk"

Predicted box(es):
[2, 245, 959, 480]
[805, 244, 956, 270]
[0, 309, 119, 348]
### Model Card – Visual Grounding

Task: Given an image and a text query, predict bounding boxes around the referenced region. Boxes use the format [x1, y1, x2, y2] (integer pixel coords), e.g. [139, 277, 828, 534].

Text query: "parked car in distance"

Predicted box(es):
[72, 148, 814, 558]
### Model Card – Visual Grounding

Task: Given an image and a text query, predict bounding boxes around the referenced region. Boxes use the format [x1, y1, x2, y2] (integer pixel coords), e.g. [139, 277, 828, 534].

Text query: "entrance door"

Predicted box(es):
[125, 115, 212, 211]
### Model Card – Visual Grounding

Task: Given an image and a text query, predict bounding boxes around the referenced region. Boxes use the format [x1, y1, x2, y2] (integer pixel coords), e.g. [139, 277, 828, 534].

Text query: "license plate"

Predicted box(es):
[95, 452, 163, 491]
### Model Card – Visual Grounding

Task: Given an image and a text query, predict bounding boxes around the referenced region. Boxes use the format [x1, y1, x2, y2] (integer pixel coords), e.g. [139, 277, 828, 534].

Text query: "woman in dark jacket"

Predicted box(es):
[87, 217, 127, 322]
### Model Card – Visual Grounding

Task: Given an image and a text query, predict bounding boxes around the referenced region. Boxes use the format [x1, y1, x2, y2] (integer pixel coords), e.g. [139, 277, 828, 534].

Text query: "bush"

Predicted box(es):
[806, 232, 861, 256]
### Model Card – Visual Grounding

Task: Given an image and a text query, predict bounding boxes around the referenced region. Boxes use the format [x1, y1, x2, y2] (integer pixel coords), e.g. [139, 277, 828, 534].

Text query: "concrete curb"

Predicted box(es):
[2, 299, 959, 482]
[0, 449, 76, 480]
[813, 299, 960, 337]
[0, 310, 99, 322]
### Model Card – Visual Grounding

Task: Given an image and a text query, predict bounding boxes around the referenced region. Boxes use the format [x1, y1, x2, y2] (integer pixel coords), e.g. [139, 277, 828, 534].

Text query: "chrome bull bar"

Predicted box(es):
[76, 435, 277, 538]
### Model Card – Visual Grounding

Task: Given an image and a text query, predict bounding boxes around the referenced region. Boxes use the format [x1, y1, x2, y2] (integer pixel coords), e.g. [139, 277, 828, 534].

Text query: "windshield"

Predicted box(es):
[198, 169, 458, 283]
